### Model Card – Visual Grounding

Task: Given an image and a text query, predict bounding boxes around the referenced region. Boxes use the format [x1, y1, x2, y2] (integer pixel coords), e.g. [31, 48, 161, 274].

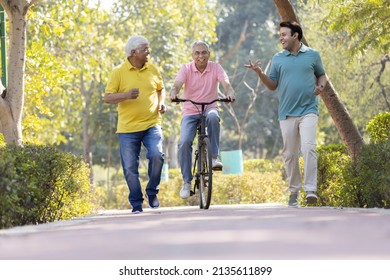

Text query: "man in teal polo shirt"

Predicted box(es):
[245, 21, 327, 207]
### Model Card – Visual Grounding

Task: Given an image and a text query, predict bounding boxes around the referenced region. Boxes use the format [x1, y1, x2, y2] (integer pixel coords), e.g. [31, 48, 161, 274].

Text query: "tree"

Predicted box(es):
[320, 0, 390, 57]
[0, 0, 40, 145]
[307, 0, 390, 131]
[24, 0, 119, 184]
[216, 0, 282, 158]
[295, 2, 389, 145]
[220, 60, 272, 151]
[273, 0, 365, 159]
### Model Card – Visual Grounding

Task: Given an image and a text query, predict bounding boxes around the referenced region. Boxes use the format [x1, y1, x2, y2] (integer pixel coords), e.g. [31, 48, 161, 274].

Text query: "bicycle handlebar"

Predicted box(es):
[171, 98, 232, 105]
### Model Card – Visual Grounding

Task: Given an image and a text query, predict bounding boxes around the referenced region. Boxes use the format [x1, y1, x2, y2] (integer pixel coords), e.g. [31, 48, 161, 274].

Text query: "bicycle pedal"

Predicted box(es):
[190, 191, 195, 196]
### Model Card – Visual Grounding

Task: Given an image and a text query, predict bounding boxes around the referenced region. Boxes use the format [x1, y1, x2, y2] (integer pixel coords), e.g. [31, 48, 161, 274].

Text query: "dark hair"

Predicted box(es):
[280, 21, 303, 41]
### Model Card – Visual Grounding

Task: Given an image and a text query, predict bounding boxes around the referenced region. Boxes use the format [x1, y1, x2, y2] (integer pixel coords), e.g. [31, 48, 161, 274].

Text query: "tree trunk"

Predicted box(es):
[0, 0, 40, 146]
[80, 72, 95, 186]
[273, 0, 364, 159]
[219, 20, 249, 65]
[164, 135, 178, 168]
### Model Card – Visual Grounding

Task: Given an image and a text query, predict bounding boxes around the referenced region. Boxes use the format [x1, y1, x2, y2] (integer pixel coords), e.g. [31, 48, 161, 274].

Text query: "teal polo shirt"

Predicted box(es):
[269, 44, 325, 120]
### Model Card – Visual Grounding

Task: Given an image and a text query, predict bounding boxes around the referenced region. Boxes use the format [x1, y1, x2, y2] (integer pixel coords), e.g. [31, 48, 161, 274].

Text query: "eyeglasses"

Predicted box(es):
[137, 47, 151, 53]
[193, 50, 209, 56]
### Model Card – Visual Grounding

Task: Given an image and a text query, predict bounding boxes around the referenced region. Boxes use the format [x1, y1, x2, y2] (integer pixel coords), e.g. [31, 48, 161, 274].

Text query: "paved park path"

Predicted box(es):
[1, 204, 390, 260]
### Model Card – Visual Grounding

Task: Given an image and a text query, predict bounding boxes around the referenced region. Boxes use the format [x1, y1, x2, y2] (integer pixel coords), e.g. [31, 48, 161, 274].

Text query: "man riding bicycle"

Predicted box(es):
[170, 41, 235, 199]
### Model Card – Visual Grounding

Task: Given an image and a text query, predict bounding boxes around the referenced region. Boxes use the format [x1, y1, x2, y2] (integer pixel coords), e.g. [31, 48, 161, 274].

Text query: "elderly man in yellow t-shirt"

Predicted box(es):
[105, 36, 166, 214]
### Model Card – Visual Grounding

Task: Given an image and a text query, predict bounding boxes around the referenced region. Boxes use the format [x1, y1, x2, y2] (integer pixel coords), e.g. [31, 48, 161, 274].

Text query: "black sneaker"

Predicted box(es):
[146, 194, 160, 209]
[288, 193, 298, 208]
[132, 205, 143, 214]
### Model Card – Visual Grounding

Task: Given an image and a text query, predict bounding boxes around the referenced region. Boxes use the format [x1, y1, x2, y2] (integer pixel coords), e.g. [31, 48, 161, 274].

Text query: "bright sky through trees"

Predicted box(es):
[89, 0, 112, 10]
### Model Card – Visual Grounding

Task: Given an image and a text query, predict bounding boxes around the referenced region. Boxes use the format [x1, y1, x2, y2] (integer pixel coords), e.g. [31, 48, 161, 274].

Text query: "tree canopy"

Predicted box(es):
[317, 0, 390, 56]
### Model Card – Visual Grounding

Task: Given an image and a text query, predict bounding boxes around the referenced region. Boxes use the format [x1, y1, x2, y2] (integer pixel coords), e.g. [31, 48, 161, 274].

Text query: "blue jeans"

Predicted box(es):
[178, 108, 220, 183]
[118, 126, 164, 208]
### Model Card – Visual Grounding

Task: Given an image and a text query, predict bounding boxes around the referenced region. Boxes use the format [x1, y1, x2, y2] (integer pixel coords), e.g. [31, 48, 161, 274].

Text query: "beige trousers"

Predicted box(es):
[280, 113, 318, 194]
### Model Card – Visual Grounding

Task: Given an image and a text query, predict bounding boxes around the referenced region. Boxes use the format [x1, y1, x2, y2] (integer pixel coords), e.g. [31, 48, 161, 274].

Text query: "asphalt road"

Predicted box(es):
[1, 203, 390, 260]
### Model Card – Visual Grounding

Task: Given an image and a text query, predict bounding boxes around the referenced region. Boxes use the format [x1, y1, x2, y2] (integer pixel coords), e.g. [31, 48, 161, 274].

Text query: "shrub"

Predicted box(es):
[315, 141, 390, 209]
[158, 170, 288, 207]
[0, 133, 5, 147]
[352, 141, 390, 208]
[0, 144, 96, 229]
[244, 158, 284, 173]
[315, 144, 359, 207]
[366, 112, 390, 143]
[95, 159, 289, 209]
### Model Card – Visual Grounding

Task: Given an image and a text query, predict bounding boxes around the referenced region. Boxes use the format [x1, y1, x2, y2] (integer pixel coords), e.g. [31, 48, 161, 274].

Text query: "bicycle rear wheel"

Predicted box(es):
[199, 137, 213, 209]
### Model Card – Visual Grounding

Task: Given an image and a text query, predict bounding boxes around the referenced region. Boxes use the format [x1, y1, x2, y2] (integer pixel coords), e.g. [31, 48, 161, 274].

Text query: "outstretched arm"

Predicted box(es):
[244, 59, 278, 91]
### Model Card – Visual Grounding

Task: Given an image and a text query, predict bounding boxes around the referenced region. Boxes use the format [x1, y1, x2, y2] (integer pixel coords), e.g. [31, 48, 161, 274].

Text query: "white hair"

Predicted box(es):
[125, 36, 149, 57]
[192, 41, 210, 51]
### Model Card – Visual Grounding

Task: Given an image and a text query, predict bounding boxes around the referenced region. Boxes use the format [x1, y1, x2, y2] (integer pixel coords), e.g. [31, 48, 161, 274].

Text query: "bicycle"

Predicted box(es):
[172, 97, 231, 209]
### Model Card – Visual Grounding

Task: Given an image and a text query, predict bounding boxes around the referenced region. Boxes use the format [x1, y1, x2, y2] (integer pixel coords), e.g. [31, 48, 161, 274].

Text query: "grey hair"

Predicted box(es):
[192, 41, 210, 51]
[125, 36, 149, 57]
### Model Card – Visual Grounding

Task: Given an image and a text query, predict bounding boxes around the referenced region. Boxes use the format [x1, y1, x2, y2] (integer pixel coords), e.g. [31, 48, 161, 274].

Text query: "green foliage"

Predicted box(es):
[24, 41, 71, 145]
[27, 0, 118, 154]
[352, 141, 390, 208]
[0, 144, 97, 229]
[0, 133, 5, 147]
[22, 0, 218, 169]
[159, 169, 288, 207]
[366, 112, 390, 143]
[318, 0, 390, 56]
[96, 139, 390, 210]
[216, 0, 282, 154]
[212, 172, 287, 205]
[244, 158, 284, 173]
[95, 159, 288, 209]
[315, 144, 358, 207]
[299, 1, 390, 145]
[315, 141, 390, 209]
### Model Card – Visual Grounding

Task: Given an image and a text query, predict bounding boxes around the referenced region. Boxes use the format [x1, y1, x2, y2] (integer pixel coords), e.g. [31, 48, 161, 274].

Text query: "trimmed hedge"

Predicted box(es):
[95, 159, 289, 210]
[314, 141, 390, 208]
[95, 139, 390, 210]
[366, 112, 390, 143]
[313, 112, 390, 208]
[0, 144, 96, 229]
[353, 141, 390, 208]
[315, 144, 357, 207]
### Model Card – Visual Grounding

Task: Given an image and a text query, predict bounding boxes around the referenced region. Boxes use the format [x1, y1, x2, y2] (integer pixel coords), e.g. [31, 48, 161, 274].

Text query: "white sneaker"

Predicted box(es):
[212, 157, 223, 171]
[180, 182, 191, 199]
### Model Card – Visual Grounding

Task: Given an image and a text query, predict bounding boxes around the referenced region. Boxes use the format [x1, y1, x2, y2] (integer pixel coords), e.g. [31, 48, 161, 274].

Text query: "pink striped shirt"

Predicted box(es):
[175, 61, 229, 116]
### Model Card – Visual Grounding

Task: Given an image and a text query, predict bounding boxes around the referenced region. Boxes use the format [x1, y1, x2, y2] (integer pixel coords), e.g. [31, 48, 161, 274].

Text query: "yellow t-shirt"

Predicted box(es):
[105, 59, 164, 133]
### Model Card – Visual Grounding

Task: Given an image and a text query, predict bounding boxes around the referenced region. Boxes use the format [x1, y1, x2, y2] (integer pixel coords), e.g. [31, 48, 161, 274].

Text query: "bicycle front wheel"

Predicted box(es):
[199, 137, 213, 209]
